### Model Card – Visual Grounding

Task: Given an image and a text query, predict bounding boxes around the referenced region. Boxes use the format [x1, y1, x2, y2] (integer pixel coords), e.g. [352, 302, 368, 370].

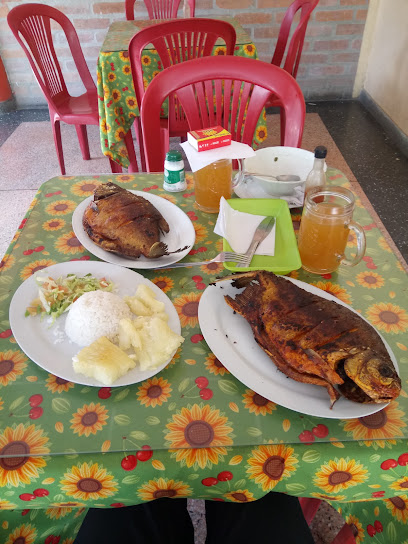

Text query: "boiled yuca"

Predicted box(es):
[73, 336, 136, 385]
[118, 315, 184, 371]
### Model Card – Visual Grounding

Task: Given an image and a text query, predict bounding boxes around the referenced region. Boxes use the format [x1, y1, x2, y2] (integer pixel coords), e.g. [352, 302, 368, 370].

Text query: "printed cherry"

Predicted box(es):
[398, 453, 408, 466]
[191, 334, 204, 344]
[121, 455, 137, 471]
[366, 524, 376, 537]
[202, 477, 218, 487]
[195, 377, 209, 389]
[23, 249, 33, 255]
[33, 488, 49, 497]
[98, 387, 112, 400]
[380, 458, 398, 470]
[0, 329, 12, 339]
[29, 394, 43, 407]
[312, 424, 329, 438]
[19, 493, 36, 501]
[34, 246, 45, 252]
[195, 283, 206, 290]
[199, 388, 213, 400]
[299, 430, 315, 443]
[29, 407, 43, 420]
[136, 445, 153, 462]
[374, 520, 383, 533]
[217, 471, 233, 482]
[21, 509, 30, 516]
[371, 491, 385, 498]
[111, 503, 125, 508]
[192, 275, 203, 282]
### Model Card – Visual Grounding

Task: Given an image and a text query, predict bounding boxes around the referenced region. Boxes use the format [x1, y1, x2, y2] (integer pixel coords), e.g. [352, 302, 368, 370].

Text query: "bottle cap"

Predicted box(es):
[314, 146, 327, 159]
[165, 151, 183, 162]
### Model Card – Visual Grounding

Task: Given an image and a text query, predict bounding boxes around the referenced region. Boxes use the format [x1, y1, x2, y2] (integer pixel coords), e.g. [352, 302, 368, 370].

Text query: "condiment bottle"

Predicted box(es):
[163, 151, 187, 192]
[304, 146, 327, 197]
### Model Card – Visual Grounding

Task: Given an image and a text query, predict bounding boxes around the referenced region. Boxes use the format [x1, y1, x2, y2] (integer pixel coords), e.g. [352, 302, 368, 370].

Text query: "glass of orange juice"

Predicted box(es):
[297, 186, 366, 274]
[193, 159, 241, 213]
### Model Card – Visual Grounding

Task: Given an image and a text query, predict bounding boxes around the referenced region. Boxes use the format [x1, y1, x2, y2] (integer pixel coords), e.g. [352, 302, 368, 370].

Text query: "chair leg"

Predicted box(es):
[280, 106, 286, 146]
[109, 158, 122, 173]
[125, 130, 139, 173]
[52, 119, 65, 175]
[134, 118, 146, 172]
[75, 124, 91, 160]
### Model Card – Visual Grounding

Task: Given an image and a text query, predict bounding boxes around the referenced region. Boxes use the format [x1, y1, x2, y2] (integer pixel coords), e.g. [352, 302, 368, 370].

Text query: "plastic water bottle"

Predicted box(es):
[163, 151, 187, 192]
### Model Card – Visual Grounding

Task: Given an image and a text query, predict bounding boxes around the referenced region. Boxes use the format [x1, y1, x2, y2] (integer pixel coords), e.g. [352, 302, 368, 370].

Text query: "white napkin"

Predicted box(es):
[214, 197, 276, 255]
[235, 178, 305, 208]
[180, 140, 255, 172]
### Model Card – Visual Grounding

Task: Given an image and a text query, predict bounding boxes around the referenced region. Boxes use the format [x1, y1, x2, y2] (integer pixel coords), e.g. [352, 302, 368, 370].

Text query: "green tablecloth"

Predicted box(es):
[0, 172, 408, 543]
[96, 18, 268, 168]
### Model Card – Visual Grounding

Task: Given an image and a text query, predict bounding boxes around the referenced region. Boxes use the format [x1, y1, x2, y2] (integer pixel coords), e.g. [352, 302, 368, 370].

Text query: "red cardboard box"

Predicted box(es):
[187, 126, 231, 152]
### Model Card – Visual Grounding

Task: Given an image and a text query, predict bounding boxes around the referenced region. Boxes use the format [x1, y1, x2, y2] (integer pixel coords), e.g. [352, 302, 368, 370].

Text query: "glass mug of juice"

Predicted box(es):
[297, 186, 366, 274]
[193, 159, 242, 213]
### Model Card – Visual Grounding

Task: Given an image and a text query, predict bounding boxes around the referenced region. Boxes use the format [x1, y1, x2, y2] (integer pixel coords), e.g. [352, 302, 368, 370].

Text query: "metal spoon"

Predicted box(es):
[244, 172, 301, 182]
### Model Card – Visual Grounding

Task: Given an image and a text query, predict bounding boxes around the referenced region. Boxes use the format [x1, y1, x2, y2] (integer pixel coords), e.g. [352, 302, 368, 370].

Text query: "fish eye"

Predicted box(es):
[379, 365, 393, 378]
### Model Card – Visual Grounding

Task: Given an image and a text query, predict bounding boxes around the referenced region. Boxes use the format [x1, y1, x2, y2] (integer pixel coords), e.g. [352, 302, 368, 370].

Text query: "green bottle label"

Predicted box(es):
[164, 168, 185, 184]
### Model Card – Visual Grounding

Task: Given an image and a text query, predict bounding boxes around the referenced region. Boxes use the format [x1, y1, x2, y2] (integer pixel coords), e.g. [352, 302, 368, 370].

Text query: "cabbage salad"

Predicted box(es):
[25, 273, 114, 321]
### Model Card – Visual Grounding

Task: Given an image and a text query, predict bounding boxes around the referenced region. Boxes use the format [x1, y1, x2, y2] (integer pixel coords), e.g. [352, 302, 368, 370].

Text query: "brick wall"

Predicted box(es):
[0, 0, 369, 108]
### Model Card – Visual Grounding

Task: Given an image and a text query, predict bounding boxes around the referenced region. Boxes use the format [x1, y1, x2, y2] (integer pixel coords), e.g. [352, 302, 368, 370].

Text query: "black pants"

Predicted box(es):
[74, 493, 314, 543]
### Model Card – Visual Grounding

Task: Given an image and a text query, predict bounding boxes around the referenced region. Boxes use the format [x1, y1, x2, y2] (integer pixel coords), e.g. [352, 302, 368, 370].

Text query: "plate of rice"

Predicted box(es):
[9, 261, 182, 387]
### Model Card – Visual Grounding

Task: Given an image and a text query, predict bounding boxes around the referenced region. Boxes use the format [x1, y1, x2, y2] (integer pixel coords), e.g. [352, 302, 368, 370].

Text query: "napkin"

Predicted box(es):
[236, 177, 305, 208]
[214, 197, 276, 256]
[180, 140, 255, 172]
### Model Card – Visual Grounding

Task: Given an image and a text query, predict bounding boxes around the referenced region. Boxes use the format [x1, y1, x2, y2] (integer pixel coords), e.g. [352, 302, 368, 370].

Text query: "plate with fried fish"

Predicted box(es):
[72, 183, 195, 269]
[198, 271, 400, 419]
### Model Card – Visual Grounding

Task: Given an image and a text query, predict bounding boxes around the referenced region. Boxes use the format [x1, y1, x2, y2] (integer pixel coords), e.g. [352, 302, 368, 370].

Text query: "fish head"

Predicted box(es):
[344, 349, 401, 402]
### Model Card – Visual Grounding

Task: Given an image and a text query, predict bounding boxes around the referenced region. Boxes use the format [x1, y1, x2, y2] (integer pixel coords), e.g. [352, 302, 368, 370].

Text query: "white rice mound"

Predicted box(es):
[65, 291, 132, 347]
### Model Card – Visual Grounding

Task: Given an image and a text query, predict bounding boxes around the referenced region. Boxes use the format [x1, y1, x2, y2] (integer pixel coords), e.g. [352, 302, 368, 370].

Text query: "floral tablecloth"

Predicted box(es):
[97, 18, 268, 168]
[0, 172, 407, 543]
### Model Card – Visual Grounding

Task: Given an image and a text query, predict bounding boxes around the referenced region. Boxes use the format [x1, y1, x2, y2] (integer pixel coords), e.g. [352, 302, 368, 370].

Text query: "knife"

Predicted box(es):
[242, 216, 276, 267]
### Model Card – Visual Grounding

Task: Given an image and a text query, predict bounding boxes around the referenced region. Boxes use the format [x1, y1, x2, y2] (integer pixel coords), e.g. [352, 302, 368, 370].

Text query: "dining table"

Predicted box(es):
[96, 17, 268, 170]
[0, 170, 408, 543]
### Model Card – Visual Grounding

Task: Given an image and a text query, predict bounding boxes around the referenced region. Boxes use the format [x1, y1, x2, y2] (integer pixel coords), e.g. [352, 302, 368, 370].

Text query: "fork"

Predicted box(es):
[154, 252, 248, 269]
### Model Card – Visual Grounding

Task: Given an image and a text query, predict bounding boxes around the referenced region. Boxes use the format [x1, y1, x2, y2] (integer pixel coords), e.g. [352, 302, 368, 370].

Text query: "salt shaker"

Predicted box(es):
[304, 146, 327, 197]
[163, 151, 187, 192]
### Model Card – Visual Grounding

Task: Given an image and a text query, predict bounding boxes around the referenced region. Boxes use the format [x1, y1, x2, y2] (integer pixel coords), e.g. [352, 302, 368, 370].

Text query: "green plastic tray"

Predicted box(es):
[222, 198, 301, 275]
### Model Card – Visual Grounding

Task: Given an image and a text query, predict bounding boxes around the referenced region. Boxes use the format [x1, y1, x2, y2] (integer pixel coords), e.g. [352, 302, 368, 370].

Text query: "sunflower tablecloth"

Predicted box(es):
[97, 17, 268, 169]
[0, 172, 408, 543]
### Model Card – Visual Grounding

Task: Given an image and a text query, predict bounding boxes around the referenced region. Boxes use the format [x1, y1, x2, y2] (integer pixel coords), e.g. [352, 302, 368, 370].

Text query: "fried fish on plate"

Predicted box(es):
[224, 271, 401, 407]
[83, 183, 184, 259]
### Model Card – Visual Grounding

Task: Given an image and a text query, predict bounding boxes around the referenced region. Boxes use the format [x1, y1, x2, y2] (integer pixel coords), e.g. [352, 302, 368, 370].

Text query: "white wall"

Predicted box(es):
[355, 0, 408, 136]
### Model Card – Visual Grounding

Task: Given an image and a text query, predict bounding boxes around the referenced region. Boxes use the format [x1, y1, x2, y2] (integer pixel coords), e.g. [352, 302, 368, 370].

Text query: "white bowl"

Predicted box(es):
[243, 147, 326, 196]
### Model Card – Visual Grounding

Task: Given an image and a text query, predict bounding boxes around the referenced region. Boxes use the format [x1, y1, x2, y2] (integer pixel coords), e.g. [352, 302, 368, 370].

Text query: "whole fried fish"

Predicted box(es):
[83, 183, 180, 259]
[224, 271, 400, 407]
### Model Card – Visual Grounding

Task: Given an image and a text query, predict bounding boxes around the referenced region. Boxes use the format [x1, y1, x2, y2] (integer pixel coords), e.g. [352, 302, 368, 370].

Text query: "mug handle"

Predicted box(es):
[341, 221, 366, 267]
[232, 158, 243, 188]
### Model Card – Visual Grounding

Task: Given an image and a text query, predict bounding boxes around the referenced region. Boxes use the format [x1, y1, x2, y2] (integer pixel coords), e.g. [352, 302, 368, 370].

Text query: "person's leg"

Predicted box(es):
[74, 498, 194, 544]
[205, 492, 314, 544]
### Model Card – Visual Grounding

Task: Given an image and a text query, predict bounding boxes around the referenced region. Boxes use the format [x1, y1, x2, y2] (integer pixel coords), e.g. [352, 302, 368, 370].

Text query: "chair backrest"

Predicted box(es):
[129, 18, 236, 133]
[126, 0, 195, 20]
[7, 3, 95, 108]
[140, 56, 305, 172]
[271, 0, 319, 79]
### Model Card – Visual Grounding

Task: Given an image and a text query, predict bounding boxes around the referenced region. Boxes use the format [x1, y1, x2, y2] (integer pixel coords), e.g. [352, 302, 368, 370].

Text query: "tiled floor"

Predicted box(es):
[0, 100, 407, 544]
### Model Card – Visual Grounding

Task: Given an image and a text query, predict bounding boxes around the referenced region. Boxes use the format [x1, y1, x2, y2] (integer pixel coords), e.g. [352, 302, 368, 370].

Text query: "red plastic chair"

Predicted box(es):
[128, 18, 236, 171]
[298, 498, 357, 544]
[7, 4, 119, 175]
[140, 56, 305, 172]
[126, 0, 195, 20]
[269, 0, 319, 144]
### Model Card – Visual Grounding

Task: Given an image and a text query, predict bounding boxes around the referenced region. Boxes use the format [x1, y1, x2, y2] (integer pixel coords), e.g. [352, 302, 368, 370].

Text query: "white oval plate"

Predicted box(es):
[198, 275, 399, 419]
[9, 261, 182, 387]
[72, 190, 195, 269]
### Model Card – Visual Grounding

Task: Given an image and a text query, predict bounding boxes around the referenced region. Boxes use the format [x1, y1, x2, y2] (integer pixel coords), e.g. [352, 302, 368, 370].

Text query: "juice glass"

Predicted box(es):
[297, 186, 366, 274]
[193, 159, 239, 213]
